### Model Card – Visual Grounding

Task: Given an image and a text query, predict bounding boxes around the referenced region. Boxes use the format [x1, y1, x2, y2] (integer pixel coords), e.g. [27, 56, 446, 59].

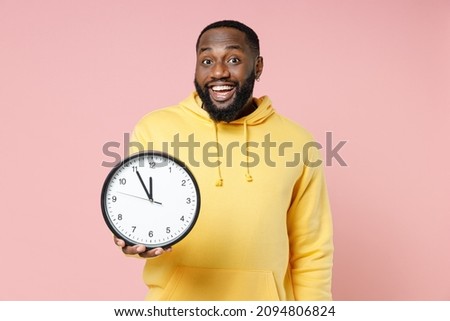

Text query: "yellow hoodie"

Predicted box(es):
[129, 92, 334, 301]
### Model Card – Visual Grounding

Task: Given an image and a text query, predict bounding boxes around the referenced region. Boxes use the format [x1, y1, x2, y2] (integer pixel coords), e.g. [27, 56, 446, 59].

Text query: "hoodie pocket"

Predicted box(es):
[159, 266, 280, 301]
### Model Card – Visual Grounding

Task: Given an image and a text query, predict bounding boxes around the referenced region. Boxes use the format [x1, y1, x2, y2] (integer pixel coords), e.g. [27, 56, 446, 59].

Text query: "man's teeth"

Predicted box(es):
[211, 85, 234, 92]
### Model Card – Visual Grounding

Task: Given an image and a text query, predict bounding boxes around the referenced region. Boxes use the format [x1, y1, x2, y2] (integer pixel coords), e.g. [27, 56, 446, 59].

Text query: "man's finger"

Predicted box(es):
[122, 244, 146, 255]
[114, 237, 126, 248]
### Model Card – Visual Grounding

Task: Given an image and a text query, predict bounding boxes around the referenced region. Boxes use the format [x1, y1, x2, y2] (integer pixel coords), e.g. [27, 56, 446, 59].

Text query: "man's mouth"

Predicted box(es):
[208, 84, 236, 103]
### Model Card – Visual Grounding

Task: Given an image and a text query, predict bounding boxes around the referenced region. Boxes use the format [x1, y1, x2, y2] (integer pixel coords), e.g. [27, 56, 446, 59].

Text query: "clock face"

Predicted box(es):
[101, 151, 201, 249]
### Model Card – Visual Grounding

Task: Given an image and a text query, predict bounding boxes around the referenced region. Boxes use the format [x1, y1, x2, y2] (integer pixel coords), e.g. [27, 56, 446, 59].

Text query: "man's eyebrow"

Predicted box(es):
[199, 47, 212, 53]
[198, 44, 244, 53]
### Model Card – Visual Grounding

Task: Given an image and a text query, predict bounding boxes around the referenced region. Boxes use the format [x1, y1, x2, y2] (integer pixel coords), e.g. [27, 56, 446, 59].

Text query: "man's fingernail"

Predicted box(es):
[155, 250, 162, 256]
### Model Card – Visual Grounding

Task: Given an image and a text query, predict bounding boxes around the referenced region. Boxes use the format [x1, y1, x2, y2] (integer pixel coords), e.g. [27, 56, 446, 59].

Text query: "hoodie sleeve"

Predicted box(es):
[129, 123, 149, 156]
[286, 146, 334, 300]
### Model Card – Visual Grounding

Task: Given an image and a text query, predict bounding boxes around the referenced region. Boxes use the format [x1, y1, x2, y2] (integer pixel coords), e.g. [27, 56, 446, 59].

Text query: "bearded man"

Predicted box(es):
[114, 20, 334, 301]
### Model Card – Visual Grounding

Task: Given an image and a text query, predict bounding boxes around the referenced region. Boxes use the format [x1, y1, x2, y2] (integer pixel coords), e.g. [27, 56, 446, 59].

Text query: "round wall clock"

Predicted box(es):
[101, 151, 201, 249]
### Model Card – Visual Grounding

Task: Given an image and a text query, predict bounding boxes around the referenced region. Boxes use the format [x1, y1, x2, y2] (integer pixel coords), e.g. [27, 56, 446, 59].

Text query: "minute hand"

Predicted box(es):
[136, 170, 152, 201]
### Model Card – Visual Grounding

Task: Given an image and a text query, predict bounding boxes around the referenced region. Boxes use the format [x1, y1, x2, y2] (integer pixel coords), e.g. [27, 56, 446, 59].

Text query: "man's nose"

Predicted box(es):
[211, 62, 230, 79]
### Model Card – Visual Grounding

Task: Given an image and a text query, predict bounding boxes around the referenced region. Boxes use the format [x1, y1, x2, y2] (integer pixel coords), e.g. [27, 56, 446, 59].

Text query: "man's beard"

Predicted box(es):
[194, 72, 256, 123]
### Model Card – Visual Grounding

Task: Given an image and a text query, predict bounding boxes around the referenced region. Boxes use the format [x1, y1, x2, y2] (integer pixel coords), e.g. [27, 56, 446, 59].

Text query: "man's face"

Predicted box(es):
[194, 27, 262, 122]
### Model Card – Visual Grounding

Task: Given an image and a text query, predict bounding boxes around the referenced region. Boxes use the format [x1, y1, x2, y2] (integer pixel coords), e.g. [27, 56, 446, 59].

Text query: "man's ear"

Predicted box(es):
[255, 56, 264, 80]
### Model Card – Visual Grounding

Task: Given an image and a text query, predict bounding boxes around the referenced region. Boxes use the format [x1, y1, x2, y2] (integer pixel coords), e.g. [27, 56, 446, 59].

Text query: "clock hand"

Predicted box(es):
[136, 170, 152, 201]
[117, 191, 163, 205]
[149, 176, 163, 205]
[149, 176, 153, 200]
[136, 171, 163, 205]
[117, 191, 148, 201]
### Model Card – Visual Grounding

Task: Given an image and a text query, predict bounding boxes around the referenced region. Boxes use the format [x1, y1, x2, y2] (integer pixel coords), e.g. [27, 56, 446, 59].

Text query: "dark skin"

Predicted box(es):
[196, 27, 263, 119]
[115, 27, 264, 258]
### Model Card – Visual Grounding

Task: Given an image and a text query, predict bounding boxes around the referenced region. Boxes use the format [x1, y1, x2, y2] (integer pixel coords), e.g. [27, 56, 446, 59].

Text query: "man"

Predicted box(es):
[114, 20, 333, 300]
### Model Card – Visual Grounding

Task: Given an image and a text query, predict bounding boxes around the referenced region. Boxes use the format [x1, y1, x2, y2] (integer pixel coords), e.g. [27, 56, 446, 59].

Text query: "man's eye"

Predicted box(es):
[228, 57, 240, 64]
[202, 59, 213, 65]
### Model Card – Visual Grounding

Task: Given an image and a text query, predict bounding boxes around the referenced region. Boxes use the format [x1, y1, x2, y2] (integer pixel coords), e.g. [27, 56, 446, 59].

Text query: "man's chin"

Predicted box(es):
[195, 81, 252, 122]
[210, 98, 235, 111]
[203, 92, 236, 112]
[204, 100, 242, 122]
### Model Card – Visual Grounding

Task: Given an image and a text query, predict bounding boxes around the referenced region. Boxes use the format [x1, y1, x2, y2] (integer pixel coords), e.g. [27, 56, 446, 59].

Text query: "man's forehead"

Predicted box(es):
[197, 27, 248, 52]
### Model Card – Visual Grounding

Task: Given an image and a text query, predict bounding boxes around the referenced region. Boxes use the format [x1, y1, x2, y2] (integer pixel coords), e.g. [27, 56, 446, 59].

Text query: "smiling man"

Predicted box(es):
[114, 20, 334, 301]
[194, 24, 262, 122]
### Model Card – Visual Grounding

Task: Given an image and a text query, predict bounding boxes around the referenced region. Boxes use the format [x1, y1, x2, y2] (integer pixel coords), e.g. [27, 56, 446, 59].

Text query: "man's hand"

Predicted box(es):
[114, 236, 172, 258]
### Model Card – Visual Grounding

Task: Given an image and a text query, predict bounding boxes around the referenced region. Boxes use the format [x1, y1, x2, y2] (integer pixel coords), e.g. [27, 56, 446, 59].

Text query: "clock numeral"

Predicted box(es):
[149, 231, 153, 237]
[186, 197, 191, 204]
[131, 226, 136, 232]
[180, 216, 185, 222]
[169, 167, 172, 173]
[181, 180, 186, 186]
[149, 161, 156, 168]
[166, 227, 171, 234]
[132, 166, 137, 172]
[119, 178, 126, 185]
[118, 214, 123, 220]
[112, 196, 117, 202]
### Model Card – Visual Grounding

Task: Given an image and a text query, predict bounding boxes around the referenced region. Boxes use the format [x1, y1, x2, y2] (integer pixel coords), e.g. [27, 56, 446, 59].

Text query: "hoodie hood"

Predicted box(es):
[179, 91, 275, 186]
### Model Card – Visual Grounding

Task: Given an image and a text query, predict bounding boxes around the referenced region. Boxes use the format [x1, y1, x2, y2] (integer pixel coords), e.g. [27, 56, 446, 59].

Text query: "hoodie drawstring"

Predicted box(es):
[244, 119, 253, 182]
[213, 120, 253, 187]
[214, 122, 224, 187]
[189, 94, 274, 187]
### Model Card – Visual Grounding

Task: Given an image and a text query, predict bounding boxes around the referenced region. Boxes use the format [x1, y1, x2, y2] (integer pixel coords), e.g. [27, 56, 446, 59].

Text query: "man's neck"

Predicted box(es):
[234, 98, 256, 120]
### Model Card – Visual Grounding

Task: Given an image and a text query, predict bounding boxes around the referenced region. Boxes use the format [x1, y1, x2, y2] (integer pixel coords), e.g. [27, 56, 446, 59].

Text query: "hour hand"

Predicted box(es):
[136, 171, 152, 201]
[149, 176, 163, 205]
[136, 172, 162, 205]
[149, 176, 153, 200]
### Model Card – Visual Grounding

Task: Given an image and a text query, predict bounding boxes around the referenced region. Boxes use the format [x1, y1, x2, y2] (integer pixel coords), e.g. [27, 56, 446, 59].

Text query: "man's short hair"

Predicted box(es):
[195, 20, 260, 56]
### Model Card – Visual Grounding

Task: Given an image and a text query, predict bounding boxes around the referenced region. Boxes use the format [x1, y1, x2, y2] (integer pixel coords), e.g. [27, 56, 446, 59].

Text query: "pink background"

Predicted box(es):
[1, 0, 449, 300]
